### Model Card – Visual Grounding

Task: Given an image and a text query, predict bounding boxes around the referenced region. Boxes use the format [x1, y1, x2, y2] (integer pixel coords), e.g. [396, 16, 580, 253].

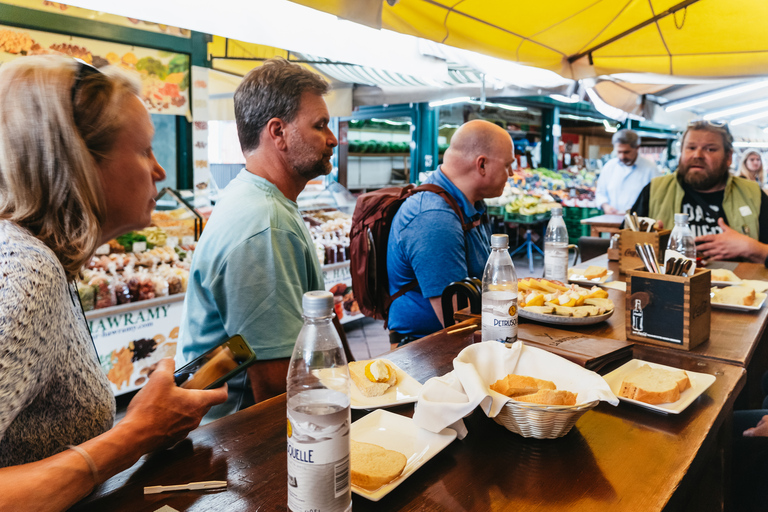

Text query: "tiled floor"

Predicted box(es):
[343, 249, 547, 360]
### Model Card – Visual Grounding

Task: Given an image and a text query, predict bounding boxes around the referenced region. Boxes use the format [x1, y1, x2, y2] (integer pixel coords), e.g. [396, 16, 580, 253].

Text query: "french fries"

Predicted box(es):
[518, 278, 613, 317]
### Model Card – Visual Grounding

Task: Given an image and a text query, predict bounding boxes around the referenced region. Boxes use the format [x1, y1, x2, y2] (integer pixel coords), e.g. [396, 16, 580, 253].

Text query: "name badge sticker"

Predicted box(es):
[739, 206, 753, 217]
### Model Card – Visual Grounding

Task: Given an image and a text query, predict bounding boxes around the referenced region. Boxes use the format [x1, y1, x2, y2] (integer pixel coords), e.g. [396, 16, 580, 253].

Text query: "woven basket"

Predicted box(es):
[493, 399, 599, 439]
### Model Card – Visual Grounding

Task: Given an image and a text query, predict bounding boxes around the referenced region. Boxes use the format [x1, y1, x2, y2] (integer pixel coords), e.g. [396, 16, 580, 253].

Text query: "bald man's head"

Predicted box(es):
[441, 119, 514, 203]
[443, 120, 511, 171]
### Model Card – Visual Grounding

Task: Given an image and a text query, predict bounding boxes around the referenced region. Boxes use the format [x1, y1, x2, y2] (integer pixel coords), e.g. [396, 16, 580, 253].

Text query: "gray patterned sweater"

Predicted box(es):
[0, 221, 115, 466]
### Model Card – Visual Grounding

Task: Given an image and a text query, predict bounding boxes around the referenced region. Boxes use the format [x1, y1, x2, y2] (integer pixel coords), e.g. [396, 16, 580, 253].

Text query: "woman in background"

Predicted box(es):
[738, 149, 765, 187]
[0, 55, 227, 511]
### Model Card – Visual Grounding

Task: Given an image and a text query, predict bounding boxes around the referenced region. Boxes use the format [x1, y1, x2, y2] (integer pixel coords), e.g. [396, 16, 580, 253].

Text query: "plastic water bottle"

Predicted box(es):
[481, 234, 518, 344]
[667, 213, 697, 260]
[287, 291, 352, 512]
[544, 207, 569, 283]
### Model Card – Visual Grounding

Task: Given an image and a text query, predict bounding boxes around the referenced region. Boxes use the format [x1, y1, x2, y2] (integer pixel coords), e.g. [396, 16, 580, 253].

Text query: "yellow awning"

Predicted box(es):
[292, 0, 768, 79]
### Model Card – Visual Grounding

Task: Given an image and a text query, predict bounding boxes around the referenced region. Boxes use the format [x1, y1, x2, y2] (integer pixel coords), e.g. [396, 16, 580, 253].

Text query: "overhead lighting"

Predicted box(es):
[735, 141, 768, 148]
[549, 93, 580, 103]
[603, 120, 618, 133]
[469, 100, 527, 112]
[665, 80, 768, 112]
[703, 99, 768, 120]
[560, 113, 606, 124]
[731, 110, 768, 126]
[428, 97, 471, 108]
[371, 118, 412, 126]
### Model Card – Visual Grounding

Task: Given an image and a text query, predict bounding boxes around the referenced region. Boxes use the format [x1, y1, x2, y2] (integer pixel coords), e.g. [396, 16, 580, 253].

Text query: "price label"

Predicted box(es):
[132, 241, 147, 253]
[95, 243, 110, 255]
[166, 236, 179, 248]
[181, 236, 195, 247]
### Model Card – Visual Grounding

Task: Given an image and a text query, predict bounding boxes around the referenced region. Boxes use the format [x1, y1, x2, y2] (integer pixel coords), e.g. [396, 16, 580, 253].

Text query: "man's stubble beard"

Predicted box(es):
[287, 134, 333, 181]
[678, 158, 729, 191]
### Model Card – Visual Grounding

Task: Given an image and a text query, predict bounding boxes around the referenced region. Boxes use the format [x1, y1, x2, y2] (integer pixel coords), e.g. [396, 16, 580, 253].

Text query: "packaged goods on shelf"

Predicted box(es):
[303, 209, 352, 266]
[78, 229, 193, 312]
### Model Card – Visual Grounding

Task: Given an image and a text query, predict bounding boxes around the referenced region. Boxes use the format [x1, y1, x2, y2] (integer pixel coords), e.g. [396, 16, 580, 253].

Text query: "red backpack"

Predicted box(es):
[349, 183, 482, 323]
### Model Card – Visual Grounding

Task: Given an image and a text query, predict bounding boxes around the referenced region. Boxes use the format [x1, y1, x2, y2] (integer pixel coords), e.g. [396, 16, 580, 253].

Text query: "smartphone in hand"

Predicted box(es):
[174, 335, 257, 390]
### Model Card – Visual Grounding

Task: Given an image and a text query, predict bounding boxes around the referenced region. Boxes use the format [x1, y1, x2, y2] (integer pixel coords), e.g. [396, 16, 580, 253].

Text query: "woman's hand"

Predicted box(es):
[117, 358, 228, 453]
[744, 415, 768, 437]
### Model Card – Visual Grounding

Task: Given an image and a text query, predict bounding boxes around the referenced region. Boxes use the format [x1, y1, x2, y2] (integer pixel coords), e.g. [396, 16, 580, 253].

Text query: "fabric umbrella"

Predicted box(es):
[292, 0, 768, 79]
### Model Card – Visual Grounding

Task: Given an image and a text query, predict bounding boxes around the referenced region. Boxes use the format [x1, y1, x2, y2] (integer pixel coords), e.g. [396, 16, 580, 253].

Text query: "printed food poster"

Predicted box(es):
[323, 262, 362, 324]
[88, 299, 184, 395]
[5, 1, 191, 37]
[0, 23, 189, 115]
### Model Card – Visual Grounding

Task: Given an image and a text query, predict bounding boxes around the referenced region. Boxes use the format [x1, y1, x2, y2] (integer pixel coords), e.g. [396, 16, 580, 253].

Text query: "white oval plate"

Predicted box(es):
[519, 307, 614, 326]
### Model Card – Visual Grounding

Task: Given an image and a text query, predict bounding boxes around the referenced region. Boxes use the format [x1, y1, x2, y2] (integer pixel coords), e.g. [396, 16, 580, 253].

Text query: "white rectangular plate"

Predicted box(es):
[711, 291, 767, 311]
[602, 359, 716, 415]
[314, 360, 423, 410]
[351, 409, 457, 501]
[568, 268, 614, 285]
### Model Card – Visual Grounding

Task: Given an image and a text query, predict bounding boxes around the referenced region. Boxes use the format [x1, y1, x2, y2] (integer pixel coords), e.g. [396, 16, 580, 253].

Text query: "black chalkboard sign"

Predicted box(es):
[628, 277, 684, 344]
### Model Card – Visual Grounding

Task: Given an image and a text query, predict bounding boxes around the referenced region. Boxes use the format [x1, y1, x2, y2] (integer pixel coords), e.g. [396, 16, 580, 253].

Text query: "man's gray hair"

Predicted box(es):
[234, 57, 329, 154]
[612, 129, 641, 148]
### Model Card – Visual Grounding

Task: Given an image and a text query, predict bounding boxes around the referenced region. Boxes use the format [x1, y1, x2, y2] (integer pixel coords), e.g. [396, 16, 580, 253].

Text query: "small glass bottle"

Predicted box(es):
[286, 291, 352, 512]
[481, 234, 518, 344]
[544, 207, 569, 283]
[667, 213, 696, 260]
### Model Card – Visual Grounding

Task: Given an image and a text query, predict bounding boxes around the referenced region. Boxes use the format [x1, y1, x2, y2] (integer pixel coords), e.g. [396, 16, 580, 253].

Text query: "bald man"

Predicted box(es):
[386, 120, 514, 346]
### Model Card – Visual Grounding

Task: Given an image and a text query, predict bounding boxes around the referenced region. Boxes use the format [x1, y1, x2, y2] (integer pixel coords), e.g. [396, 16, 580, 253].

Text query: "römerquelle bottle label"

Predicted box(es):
[287, 389, 351, 512]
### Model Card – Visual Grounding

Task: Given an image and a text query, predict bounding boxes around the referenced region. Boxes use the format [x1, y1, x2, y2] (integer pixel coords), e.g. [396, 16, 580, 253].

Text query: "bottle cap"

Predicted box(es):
[551, 207, 563, 215]
[302, 290, 334, 317]
[674, 213, 689, 224]
[491, 233, 509, 249]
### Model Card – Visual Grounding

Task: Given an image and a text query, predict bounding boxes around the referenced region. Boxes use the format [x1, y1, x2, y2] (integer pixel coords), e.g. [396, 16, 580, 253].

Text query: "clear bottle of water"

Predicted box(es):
[544, 207, 569, 283]
[667, 213, 697, 260]
[287, 291, 352, 512]
[481, 234, 518, 344]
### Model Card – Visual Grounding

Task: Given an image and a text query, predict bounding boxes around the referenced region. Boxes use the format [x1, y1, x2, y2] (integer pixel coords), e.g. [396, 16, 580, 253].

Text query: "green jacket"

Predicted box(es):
[649, 172, 761, 239]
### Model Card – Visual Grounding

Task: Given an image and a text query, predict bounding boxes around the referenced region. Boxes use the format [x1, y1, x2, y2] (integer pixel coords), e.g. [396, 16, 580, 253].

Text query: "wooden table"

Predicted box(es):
[580, 214, 625, 237]
[456, 255, 768, 407]
[71, 318, 745, 512]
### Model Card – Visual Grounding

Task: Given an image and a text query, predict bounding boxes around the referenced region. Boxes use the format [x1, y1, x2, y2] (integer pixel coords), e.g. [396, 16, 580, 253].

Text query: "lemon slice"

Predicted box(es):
[364, 360, 391, 383]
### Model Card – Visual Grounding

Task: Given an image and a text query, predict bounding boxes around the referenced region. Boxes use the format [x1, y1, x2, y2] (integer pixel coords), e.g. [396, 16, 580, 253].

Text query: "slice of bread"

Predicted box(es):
[618, 364, 691, 405]
[490, 374, 556, 397]
[711, 269, 741, 283]
[351, 441, 407, 490]
[349, 360, 397, 397]
[513, 389, 577, 406]
[583, 265, 608, 280]
[712, 285, 756, 306]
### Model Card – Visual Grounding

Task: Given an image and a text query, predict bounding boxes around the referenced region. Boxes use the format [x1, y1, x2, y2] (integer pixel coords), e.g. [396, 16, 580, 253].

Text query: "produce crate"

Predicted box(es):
[564, 206, 601, 221]
[487, 206, 504, 217]
[504, 211, 539, 224]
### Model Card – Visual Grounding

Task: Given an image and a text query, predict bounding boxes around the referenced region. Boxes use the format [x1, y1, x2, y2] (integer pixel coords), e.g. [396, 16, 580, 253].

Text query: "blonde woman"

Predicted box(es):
[738, 149, 765, 186]
[0, 56, 227, 511]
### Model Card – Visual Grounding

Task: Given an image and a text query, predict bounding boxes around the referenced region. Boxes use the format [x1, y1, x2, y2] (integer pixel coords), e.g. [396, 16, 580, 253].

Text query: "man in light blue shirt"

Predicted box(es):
[178, 58, 337, 409]
[595, 129, 660, 214]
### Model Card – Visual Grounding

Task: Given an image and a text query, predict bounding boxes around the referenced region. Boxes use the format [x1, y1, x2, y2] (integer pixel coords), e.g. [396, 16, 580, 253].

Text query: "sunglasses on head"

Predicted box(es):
[70, 58, 102, 105]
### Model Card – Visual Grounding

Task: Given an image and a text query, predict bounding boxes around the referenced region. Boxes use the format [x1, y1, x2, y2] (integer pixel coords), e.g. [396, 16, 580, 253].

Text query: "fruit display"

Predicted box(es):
[349, 140, 410, 154]
[518, 278, 613, 318]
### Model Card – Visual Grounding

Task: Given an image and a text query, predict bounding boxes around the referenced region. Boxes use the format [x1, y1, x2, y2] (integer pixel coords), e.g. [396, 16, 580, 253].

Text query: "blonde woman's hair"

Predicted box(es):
[0, 55, 140, 280]
[737, 149, 764, 185]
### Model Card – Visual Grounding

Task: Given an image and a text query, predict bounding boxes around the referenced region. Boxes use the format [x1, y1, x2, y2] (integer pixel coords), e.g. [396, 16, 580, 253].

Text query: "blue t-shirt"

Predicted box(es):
[387, 168, 492, 337]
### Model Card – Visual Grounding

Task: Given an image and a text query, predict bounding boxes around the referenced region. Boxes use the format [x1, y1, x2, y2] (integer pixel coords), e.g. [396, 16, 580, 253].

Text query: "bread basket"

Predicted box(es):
[493, 399, 599, 439]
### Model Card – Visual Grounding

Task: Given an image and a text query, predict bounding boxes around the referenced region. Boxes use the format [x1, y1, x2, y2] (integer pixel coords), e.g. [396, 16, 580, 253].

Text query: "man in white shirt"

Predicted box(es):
[595, 129, 660, 214]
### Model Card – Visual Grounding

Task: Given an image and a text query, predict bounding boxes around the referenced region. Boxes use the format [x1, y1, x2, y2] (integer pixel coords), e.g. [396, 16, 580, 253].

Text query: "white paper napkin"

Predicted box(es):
[413, 341, 619, 438]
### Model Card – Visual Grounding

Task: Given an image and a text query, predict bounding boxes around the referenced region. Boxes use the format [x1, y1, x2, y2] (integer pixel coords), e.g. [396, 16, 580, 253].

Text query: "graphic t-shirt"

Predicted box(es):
[680, 186, 726, 237]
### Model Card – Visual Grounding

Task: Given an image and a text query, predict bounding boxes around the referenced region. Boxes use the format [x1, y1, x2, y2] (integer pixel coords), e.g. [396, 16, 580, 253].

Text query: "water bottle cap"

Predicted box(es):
[302, 290, 334, 316]
[674, 213, 689, 224]
[551, 207, 563, 215]
[490, 233, 509, 249]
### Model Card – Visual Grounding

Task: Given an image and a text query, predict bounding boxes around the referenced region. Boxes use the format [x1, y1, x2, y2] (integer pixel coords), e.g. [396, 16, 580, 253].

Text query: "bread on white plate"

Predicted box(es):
[618, 364, 690, 405]
[712, 285, 756, 306]
[351, 440, 407, 490]
[349, 359, 398, 398]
